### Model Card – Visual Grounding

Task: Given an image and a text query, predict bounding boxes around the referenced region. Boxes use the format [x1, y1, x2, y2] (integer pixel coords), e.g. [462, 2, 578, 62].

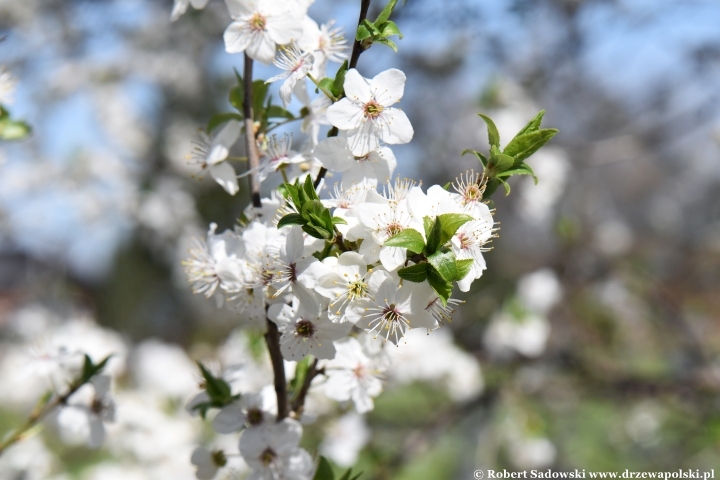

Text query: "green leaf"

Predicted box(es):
[284, 182, 302, 210]
[197, 362, 233, 404]
[339, 469, 362, 480]
[332, 60, 349, 98]
[303, 175, 319, 200]
[516, 110, 546, 136]
[252, 79, 269, 118]
[424, 217, 443, 254]
[496, 163, 538, 184]
[499, 178, 511, 195]
[489, 153, 514, 173]
[427, 251, 459, 282]
[266, 105, 294, 119]
[317, 77, 335, 97]
[229, 85, 243, 111]
[374, 37, 398, 53]
[437, 213, 474, 245]
[379, 20, 403, 39]
[455, 259, 474, 280]
[314, 456, 335, 480]
[0, 120, 31, 140]
[502, 129, 559, 164]
[301, 200, 327, 222]
[207, 113, 243, 133]
[477, 113, 500, 148]
[332, 216, 348, 225]
[423, 216, 433, 239]
[375, 0, 399, 25]
[303, 223, 331, 240]
[384, 228, 425, 253]
[397, 263, 428, 282]
[278, 213, 306, 229]
[289, 356, 312, 399]
[427, 266, 452, 306]
[356, 23, 372, 41]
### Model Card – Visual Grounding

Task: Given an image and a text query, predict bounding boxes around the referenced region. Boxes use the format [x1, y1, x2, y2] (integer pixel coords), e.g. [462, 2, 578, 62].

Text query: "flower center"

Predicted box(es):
[259, 447, 277, 466]
[246, 407, 264, 426]
[91, 397, 105, 415]
[382, 304, 402, 325]
[385, 222, 403, 237]
[463, 184, 483, 203]
[363, 100, 383, 119]
[211, 450, 228, 467]
[457, 232, 472, 250]
[352, 363, 367, 379]
[249, 13, 266, 32]
[347, 280, 369, 300]
[295, 319, 316, 338]
[354, 153, 370, 163]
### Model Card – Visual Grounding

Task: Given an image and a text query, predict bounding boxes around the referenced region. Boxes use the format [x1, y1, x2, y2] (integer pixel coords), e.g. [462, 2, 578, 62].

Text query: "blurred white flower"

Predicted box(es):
[319, 413, 370, 467]
[57, 375, 115, 449]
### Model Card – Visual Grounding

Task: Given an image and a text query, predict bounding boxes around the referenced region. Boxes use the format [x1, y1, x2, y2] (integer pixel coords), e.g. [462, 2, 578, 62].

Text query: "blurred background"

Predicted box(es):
[1, 0, 720, 478]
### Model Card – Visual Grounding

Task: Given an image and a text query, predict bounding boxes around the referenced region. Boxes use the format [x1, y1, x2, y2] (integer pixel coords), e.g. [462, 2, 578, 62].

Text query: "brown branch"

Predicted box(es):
[264, 318, 289, 420]
[243, 53, 262, 209]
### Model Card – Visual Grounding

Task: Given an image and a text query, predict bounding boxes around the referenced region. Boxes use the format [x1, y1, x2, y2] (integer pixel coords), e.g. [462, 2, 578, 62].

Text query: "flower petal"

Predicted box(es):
[371, 68, 406, 106]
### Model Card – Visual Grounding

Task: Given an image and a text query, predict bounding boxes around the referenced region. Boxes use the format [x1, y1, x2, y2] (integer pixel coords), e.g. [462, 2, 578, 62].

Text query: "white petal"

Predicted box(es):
[336, 251, 367, 278]
[326, 98, 364, 131]
[313, 137, 354, 172]
[209, 162, 240, 195]
[211, 119, 241, 156]
[379, 245, 406, 271]
[267, 13, 304, 45]
[224, 21, 253, 54]
[247, 32, 277, 65]
[343, 69, 372, 104]
[371, 68, 406, 106]
[377, 107, 413, 145]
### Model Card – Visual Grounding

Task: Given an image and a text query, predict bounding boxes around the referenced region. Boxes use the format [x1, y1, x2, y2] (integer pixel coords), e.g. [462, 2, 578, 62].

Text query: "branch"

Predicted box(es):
[291, 358, 321, 414]
[243, 54, 262, 209]
[264, 318, 289, 420]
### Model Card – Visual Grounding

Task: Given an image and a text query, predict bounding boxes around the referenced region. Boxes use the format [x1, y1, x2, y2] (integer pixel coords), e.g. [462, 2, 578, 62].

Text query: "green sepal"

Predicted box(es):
[384, 228, 425, 254]
[397, 262, 428, 282]
[477, 113, 500, 148]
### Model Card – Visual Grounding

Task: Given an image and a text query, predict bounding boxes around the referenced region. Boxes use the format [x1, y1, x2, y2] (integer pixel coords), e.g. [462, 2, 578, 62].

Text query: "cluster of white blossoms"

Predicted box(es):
[176, 1, 502, 479]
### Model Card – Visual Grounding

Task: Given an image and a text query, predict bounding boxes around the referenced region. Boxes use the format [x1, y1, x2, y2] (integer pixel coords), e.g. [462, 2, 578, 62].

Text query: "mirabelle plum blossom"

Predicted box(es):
[188, 120, 241, 195]
[224, 0, 304, 65]
[452, 218, 494, 292]
[0, 67, 16, 105]
[57, 375, 115, 449]
[298, 18, 348, 78]
[326, 68, 414, 156]
[266, 43, 314, 107]
[349, 279, 437, 344]
[239, 418, 314, 480]
[212, 388, 277, 433]
[267, 303, 352, 360]
[190, 447, 225, 480]
[323, 337, 384, 413]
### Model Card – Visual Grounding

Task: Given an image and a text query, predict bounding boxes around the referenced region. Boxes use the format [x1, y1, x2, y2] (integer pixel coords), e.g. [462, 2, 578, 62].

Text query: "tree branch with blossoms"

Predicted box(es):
[177, 0, 558, 478]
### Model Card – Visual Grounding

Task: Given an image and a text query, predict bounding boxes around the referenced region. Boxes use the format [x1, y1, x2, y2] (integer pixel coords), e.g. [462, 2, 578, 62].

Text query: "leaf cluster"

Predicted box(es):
[385, 213, 475, 305]
[207, 70, 296, 134]
[355, 0, 404, 52]
[277, 176, 346, 240]
[190, 362, 238, 418]
[0, 105, 31, 140]
[462, 110, 558, 198]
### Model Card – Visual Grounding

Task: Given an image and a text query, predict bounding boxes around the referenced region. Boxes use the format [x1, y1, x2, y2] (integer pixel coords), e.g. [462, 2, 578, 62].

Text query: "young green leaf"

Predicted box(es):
[332, 60, 349, 98]
[277, 213, 307, 229]
[384, 228, 425, 253]
[314, 456, 335, 480]
[437, 213, 474, 245]
[397, 263, 428, 282]
[503, 129, 558, 164]
[423, 216, 433, 239]
[424, 216, 443, 254]
[489, 152, 514, 173]
[427, 251, 459, 282]
[332, 216, 348, 225]
[197, 362, 233, 404]
[455, 259, 474, 281]
[356, 23, 372, 41]
[266, 105, 295, 119]
[516, 110, 546, 136]
[375, 0, 399, 25]
[0, 120, 32, 140]
[380, 20, 403, 39]
[427, 266, 452, 306]
[303, 175, 319, 201]
[477, 113, 500, 148]
[374, 37, 398, 53]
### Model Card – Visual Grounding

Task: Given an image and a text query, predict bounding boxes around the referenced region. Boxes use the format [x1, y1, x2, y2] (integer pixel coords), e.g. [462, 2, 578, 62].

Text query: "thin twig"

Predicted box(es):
[264, 318, 289, 420]
[291, 358, 320, 414]
[243, 54, 262, 209]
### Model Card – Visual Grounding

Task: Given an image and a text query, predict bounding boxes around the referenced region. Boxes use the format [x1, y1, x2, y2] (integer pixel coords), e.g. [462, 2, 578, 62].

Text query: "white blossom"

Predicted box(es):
[56, 375, 115, 449]
[266, 43, 314, 107]
[324, 337, 384, 413]
[239, 418, 314, 480]
[171, 0, 210, 22]
[188, 120, 241, 195]
[326, 68, 413, 156]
